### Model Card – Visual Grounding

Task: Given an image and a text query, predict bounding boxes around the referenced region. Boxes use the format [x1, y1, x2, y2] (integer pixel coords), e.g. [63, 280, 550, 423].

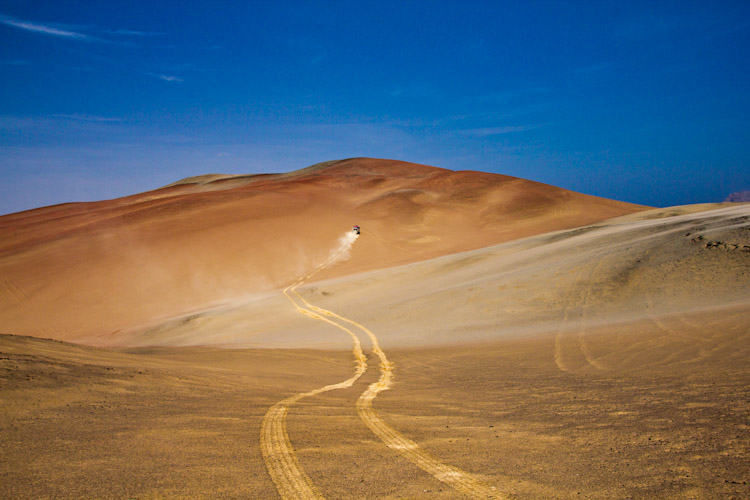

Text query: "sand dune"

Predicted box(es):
[2, 160, 748, 499]
[0, 158, 646, 345]
[124, 203, 750, 353]
[1, 199, 748, 498]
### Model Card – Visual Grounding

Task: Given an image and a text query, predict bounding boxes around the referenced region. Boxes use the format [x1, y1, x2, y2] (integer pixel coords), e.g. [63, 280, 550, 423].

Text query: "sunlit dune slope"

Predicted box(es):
[0, 158, 646, 344]
[131, 204, 750, 352]
[308, 203, 750, 351]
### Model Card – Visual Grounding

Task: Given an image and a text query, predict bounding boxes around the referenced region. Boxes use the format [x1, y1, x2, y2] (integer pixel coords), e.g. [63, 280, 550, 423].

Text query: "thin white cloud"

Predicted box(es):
[458, 125, 540, 137]
[0, 16, 90, 40]
[157, 74, 184, 82]
[110, 29, 161, 36]
[0, 14, 149, 46]
[52, 114, 123, 123]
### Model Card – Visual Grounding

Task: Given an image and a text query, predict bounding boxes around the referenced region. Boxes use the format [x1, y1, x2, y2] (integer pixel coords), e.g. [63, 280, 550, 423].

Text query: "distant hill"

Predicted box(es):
[724, 190, 750, 202]
[0, 158, 648, 345]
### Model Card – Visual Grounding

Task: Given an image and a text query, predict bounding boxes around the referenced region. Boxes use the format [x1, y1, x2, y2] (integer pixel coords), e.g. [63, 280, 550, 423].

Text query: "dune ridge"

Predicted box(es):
[1, 161, 748, 499]
[123, 203, 750, 352]
[0, 158, 647, 345]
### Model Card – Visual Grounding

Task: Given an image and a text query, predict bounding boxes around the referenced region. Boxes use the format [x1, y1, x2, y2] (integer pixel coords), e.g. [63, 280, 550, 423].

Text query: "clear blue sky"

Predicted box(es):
[1, 1, 748, 214]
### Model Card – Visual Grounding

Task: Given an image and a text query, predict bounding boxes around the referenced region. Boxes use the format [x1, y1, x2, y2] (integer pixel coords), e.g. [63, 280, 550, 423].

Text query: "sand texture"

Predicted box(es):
[1, 159, 749, 499]
[0, 158, 646, 345]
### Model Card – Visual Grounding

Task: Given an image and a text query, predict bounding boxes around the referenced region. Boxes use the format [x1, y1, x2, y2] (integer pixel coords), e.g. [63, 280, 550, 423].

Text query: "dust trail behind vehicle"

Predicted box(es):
[260, 230, 364, 500]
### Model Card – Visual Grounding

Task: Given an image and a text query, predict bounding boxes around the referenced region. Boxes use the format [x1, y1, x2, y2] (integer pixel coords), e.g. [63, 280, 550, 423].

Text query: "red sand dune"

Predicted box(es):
[0, 158, 647, 345]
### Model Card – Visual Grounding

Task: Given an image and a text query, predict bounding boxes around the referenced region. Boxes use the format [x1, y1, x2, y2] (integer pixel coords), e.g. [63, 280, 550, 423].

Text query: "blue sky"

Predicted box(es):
[1, 1, 748, 214]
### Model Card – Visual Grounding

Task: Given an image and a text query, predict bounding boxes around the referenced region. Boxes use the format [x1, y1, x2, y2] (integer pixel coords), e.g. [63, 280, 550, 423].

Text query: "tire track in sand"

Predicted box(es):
[575, 256, 609, 371]
[553, 265, 587, 373]
[554, 255, 608, 373]
[264, 233, 505, 499]
[260, 237, 367, 500]
[293, 282, 506, 498]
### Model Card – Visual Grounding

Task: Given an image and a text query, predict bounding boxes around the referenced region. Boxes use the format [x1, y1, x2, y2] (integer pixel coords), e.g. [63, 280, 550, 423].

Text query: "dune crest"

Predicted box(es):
[0, 158, 647, 344]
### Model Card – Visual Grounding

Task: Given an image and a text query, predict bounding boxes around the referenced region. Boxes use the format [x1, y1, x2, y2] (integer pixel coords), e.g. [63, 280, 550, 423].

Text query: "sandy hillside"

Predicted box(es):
[1, 167, 748, 499]
[129, 203, 750, 352]
[1, 198, 748, 500]
[0, 158, 646, 345]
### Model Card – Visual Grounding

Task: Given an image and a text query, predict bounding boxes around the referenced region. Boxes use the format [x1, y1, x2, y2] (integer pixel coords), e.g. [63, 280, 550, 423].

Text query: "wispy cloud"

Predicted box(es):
[110, 29, 161, 37]
[0, 14, 149, 46]
[144, 71, 185, 83]
[0, 15, 91, 40]
[155, 74, 184, 82]
[52, 113, 123, 123]
[457, 125, 541, 137]
[1, 13, 193, 81]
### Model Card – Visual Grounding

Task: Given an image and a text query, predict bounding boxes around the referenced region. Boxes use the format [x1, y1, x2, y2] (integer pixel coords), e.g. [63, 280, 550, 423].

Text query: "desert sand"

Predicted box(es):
[0, 158, 645, 345]
[1, 159, 749, 499]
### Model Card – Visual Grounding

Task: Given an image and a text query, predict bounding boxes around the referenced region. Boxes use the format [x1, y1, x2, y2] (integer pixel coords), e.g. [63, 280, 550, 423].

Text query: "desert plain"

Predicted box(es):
[1, 158, 748, 499]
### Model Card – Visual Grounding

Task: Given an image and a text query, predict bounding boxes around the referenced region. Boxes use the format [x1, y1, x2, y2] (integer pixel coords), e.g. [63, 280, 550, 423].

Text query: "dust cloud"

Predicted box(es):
[317, 231, 359, 272]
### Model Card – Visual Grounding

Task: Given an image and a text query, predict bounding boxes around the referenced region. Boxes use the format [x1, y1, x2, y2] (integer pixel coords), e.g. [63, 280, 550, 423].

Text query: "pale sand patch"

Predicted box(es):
[131, 203, 750, 351]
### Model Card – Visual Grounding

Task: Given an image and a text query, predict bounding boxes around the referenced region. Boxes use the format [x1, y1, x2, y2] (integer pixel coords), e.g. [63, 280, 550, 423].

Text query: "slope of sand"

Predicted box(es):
[0, 158, 646, 345]
[306, 203, 750, 350]
[1, 199, 748, 500]
[0, 334, 350, 499]
[2, 161, 748, 499]
[127, 203, 750, 352]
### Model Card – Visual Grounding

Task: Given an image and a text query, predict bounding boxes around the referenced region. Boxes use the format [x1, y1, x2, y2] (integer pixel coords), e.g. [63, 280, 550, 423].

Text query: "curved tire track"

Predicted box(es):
[554, 255, 609, 373]
[263, 233, 505, 499]
[260, 238, 367, 500]
[293, 288, 506, 499]
[260, 283, 367, 499]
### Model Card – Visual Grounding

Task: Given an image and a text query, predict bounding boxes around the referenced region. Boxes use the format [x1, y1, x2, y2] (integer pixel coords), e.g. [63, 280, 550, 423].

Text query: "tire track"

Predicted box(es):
[260, 236, 367, 500]
[260, 311, 365, 499]
[553, 255, 608, 373]
[576, 256, 609, 371]
[642, 293, 716, 367]
[260, 283, 367, 500]
[265, 232, 506, 498]
[553, 266, 587, 373]
[293, 283, 506, 498]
